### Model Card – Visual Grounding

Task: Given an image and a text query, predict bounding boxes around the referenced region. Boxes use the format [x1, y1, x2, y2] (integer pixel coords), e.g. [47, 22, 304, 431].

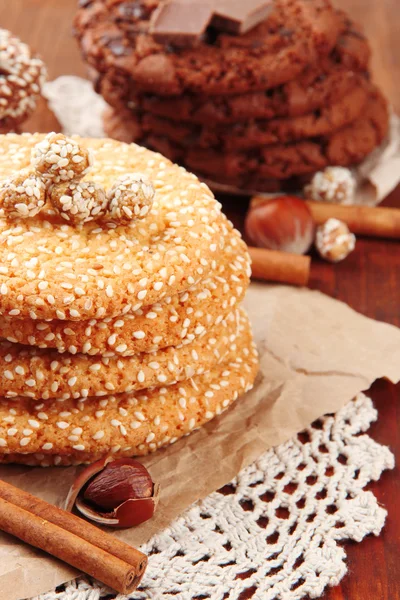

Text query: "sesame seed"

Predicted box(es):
[57, 422, 69, 430]
[133, 331, 145, 339]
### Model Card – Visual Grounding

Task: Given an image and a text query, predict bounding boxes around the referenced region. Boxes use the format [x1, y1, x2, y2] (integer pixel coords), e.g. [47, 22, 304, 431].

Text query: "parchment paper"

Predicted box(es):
[1, 283, 400, 600]
[42, 76, 400, 206]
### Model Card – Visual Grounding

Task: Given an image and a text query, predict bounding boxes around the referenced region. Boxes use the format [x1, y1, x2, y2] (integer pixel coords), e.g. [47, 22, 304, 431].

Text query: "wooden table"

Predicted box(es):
[1, 1, 399, 598]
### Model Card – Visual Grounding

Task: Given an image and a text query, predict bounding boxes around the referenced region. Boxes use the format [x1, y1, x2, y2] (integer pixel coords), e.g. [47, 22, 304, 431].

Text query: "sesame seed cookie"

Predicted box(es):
[0, 29, 47, 130]
[0, 133, 230, 321]
[0, 310, 258, 466]
[0, 228, 250, 356]
[0, 308, 242, 400]
[75, 0, 340, 97]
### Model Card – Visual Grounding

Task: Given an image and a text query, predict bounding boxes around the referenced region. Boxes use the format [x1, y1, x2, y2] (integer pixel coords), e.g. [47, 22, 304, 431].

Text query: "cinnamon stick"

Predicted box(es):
[306, 201, 400, 239]
[248, 246, 310, 286]
[0, 479, 147, 594]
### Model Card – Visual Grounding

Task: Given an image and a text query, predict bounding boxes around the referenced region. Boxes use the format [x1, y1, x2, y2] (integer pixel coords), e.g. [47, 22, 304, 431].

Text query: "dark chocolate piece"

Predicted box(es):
[213, 0, 274, 35]
[150, 2, 213, 46]
[150, 0, 274, 46]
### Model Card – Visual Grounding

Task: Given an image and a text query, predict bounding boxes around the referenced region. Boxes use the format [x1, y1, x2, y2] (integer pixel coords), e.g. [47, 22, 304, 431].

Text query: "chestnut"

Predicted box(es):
[245, 196, 315, 255]
[65, 457, 160, 528]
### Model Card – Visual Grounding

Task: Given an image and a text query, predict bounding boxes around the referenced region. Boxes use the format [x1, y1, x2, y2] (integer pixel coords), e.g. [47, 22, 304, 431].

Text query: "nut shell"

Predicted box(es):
[65, 456, 159, 529]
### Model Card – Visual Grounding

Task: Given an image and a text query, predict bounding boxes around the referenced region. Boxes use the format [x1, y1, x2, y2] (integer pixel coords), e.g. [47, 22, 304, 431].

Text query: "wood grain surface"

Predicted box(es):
[0, 1, 399, 598]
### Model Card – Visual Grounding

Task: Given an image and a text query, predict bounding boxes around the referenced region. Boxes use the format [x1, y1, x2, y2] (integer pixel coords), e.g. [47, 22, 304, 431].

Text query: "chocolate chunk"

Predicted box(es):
[212, 0, 274, 35]
[150, 3, 213, 47]
[150, 0, 274, 47]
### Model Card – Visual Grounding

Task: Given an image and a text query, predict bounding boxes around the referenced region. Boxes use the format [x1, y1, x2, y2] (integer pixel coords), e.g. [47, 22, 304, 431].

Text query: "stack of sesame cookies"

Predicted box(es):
[74, 0, 389, 193]
[0, 29, 47, 134]
[0, 132, 258, 466]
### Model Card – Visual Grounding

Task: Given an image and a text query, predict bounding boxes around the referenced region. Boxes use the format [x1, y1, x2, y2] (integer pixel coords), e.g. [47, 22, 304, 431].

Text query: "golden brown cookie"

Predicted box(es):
[0, 229, 250, 356]
[0, 308, 243, 400]
[0, 310, 258, 466]
[0, 133, 229, 321]
[0, 29, 47, 129]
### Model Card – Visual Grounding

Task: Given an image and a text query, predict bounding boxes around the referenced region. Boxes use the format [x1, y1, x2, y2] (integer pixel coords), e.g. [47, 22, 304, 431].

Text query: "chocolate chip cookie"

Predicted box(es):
[75, 0, 341, 97]
[108, 81, 369, 151]
[105, 85, 388, 182]
[95, 12, 370, 125]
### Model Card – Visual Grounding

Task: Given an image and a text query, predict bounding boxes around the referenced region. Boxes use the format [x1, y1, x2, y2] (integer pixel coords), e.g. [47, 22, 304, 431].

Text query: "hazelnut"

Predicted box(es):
[0, 169, 46, 219]
[315, 218, 356, 263]
[107, 173, 155, 224]
[49, 180, 108, 225]
[245, 196, 315, 255]
[65, 457, 160, 528]
[305, 166, 356, 205]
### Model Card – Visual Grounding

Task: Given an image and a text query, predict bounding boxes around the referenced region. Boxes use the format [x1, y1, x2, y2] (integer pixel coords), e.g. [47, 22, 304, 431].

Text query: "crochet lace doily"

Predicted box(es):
[34, 393, 394, 600]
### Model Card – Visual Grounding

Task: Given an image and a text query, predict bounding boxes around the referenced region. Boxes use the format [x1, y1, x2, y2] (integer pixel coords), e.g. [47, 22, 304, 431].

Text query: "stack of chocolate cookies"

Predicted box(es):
[74, 0, 389, 193]
[0, 132, 258, 467]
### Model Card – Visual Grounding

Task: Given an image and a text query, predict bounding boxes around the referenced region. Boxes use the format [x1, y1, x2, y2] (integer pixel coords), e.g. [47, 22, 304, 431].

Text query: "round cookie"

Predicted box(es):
[114, 83, 369, 152]
[0, 29, 47, 129]
[96, 13, 370, 125]
[132, 85, 388, 181]
[0, 133, 229, 321]
[0, 311, 258, 466]
[0, 229, 250, 356]
[75, 0, 341, 97]
[0, 308, 242, 400]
